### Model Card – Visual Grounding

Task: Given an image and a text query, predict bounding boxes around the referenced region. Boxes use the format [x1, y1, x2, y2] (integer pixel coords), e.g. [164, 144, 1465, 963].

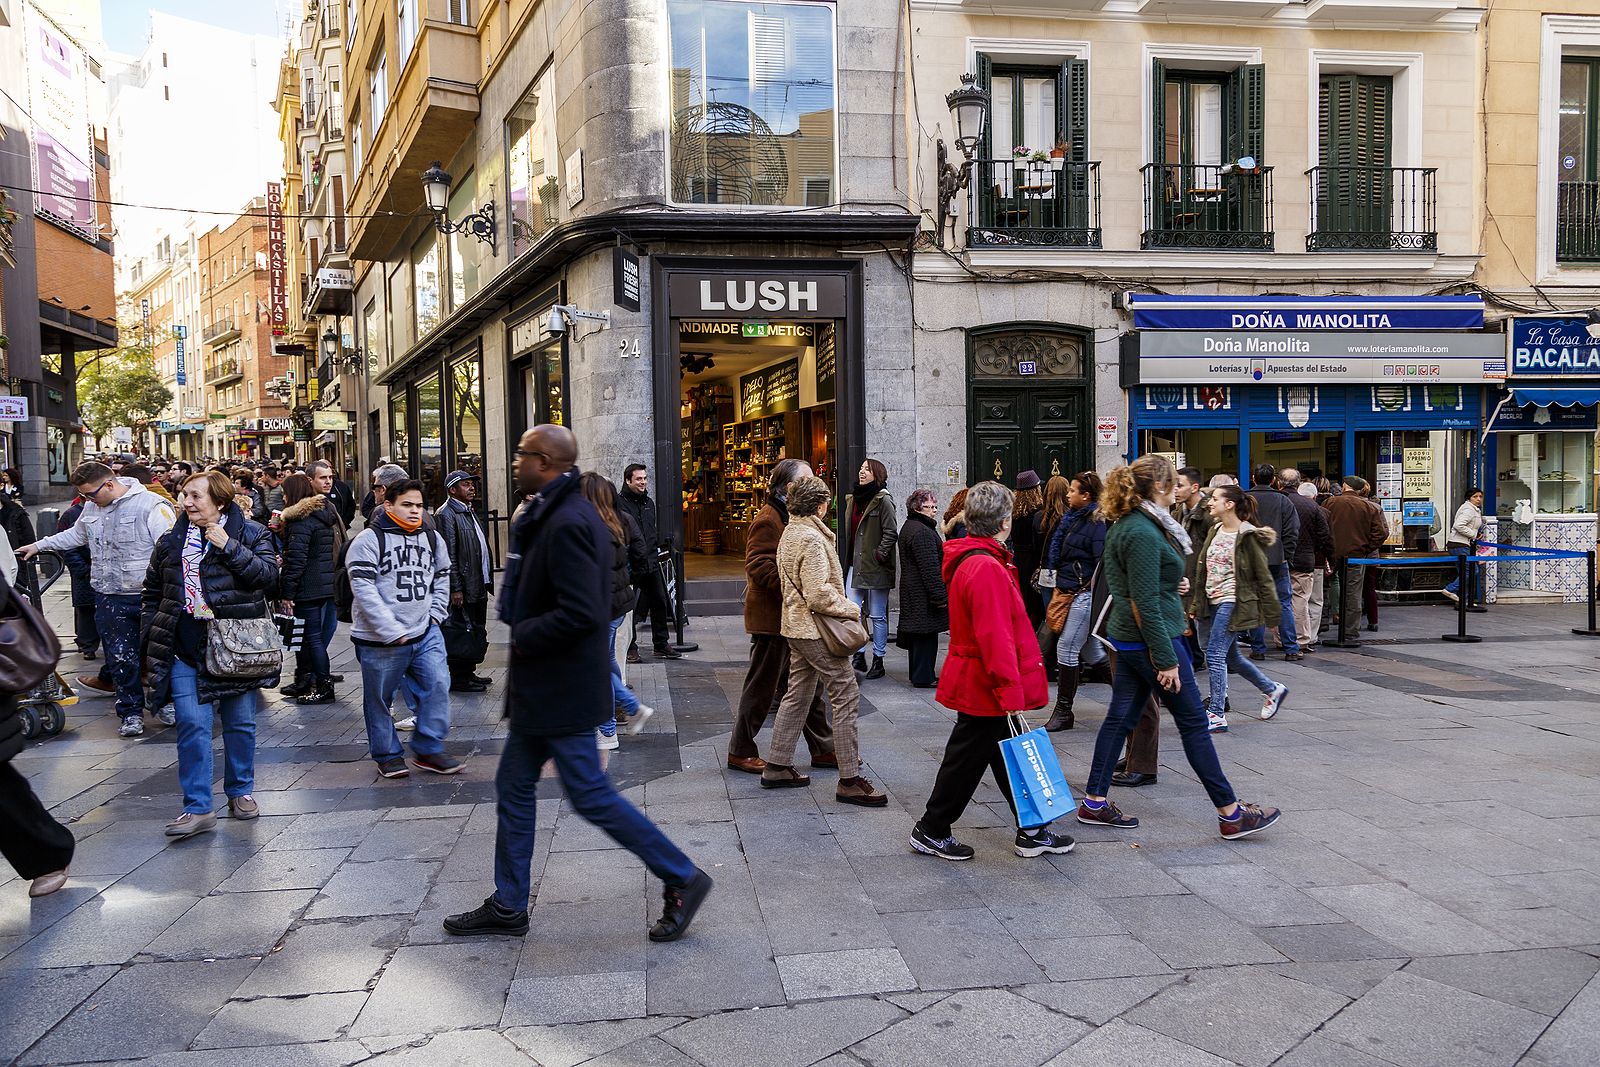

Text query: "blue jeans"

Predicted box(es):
[1249, 564, 1300, 655]
[1206, 602, 1279, 714]
[1086, 638, 1237, 809]
[608, 617, 640, 717]
[1055, 589, 1108, 668]
[492, 730, 696, 911]
[354, 624, 451, 763]
[95, 593, 144, 720]
[846, 571, 889, 658]
[1444, 543, 1476, 603]
[295, 599, 338, 680]
[171, 658, 257, 814]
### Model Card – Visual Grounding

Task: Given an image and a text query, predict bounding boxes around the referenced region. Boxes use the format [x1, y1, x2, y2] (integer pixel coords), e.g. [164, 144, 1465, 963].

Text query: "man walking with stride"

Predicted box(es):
[445, 425, 711, 941]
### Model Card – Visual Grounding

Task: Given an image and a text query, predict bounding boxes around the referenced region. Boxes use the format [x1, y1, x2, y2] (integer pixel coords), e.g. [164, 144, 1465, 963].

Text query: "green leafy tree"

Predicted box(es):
[78, 331, 173, 448]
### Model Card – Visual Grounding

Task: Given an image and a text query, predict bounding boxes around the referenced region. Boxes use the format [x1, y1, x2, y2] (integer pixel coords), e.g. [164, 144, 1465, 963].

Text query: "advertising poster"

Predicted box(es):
[25, 2, 97, 233]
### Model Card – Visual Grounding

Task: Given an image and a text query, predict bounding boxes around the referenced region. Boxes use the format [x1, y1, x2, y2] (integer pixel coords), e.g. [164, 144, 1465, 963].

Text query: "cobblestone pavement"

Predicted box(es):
[3, 581, 1599, 1066]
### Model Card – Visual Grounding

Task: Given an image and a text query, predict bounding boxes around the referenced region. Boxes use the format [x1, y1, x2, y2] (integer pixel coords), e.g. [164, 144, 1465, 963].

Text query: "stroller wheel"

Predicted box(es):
[36, 703, 66, 737]
[17, 706, 41, 741]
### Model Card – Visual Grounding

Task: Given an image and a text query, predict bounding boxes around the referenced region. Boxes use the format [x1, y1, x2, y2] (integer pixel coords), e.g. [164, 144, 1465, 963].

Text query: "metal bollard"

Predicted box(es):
[1441, 551, 1481, 644]
[1575, 550, 1600, 638]
[34, 508, 60, 542]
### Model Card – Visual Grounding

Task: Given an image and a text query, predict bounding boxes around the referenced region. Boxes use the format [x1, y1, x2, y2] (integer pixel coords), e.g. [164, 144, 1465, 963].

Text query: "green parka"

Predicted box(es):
[1188, 522, 1280, 632]
[844, 488, 898, 590]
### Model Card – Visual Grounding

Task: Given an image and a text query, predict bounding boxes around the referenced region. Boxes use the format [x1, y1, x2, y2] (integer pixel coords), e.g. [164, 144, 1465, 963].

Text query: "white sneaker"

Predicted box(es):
[395, 717, 416, 732]
[624, 704, 654, 736]
[1261, 684, 1289, 721]
[153, 705, 177, 727]
[596, 728, 619, 751]
[1207, 710, 1229, 733]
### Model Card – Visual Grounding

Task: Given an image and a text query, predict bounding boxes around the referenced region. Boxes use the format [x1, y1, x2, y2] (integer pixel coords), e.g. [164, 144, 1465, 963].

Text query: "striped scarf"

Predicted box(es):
[182, 525, 214, 619]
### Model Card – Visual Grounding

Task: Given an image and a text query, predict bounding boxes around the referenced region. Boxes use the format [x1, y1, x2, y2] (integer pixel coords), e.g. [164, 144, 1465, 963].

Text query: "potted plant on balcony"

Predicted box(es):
[1050, 141, 1069, 171]
[1012, 144, 1030, 159]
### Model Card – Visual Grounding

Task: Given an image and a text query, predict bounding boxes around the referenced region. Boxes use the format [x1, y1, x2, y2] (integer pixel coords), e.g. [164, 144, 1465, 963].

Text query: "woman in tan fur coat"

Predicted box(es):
[762, 476, 887, 807]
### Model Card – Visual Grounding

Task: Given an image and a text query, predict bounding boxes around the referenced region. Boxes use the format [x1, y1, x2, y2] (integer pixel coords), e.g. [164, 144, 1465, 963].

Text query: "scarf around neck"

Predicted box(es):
[1140, 500, 1192, 556]
[386, 505, 423, 533]
[181, 525, 214, 620]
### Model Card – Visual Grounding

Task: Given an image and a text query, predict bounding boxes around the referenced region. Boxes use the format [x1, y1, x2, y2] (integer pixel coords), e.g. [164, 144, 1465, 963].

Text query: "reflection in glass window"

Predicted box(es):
[451, 357, 484, 480]
[506, 65, 560, 257]
[448, 172, 480, 308]
[412, 231, 440, 336]
[416, 374, 444, 504]
[389, 391, 410, 466]
[667, 0, 836, 207]
[362, 298, 379, 374]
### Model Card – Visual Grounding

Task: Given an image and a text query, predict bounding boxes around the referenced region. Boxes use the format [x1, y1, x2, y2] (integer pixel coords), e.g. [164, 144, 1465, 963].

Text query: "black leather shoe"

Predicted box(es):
[450, 680, 490, 693]
[329, 674, 345, 684]
[1115, 758, 1127, 773]
[649, 869, 713, 942]
[1112, 771, 1158, 788]
[626, 648, 642, 665]
[852, 652, 868, 673]
[444, 896, 529, 937]
[471, 674, 493, 686]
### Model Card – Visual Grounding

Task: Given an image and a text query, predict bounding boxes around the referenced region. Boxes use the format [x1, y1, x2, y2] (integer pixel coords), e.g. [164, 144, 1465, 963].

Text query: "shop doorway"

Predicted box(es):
[675, 319, 839, 575]
[967, 326, 1091, 486]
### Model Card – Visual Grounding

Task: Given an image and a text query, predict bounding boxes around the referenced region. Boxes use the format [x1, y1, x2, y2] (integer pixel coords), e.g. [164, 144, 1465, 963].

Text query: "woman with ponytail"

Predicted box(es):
[1188, 485, 1290, 732]
[1076, 455, 1281, 841]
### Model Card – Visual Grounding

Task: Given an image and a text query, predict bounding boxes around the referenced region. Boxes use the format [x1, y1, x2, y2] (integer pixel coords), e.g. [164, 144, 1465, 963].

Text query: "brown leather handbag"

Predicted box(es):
[0, 575, 61, 694]
[813, 611, 869, 659]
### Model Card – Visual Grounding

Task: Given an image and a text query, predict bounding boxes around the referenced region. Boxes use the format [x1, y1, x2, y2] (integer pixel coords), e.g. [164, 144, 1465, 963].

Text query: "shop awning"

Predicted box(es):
[1510, 385, 1600, 407]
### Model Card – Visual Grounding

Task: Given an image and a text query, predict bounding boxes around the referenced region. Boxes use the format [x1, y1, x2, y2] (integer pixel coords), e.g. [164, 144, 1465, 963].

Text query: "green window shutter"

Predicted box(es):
[1151, 59, 1167, 163]
[976, 54, 994, 162]
[1238, 63, 1265, 163]
[1062, 58, 1089, 162]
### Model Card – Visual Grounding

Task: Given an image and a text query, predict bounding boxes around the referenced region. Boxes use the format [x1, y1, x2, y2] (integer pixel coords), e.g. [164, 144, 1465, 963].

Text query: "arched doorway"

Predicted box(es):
[967, 325, 1092, 486]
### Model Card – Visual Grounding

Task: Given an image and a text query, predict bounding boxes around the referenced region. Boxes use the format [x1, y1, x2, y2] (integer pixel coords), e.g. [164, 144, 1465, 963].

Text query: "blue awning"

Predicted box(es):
[1510, 385, 1600, 407]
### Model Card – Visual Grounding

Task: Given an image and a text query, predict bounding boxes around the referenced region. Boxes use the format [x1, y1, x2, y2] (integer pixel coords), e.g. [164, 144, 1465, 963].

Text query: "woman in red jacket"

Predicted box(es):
[910, 481, 1077, 862]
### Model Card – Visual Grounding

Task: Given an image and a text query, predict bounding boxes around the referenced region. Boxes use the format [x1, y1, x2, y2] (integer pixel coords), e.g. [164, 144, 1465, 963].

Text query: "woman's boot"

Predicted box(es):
[1045, 667, 1079, 731]
[280, 669, 311, 698]
[296, 676, 336, 706]
[865, 655, 886, 680]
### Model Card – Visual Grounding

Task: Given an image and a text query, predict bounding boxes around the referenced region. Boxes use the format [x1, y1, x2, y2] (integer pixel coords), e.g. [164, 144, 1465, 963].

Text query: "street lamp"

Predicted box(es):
[320, 323, 366, 374]
[421, 161, 496, 252]
[935, 72, 991, 249]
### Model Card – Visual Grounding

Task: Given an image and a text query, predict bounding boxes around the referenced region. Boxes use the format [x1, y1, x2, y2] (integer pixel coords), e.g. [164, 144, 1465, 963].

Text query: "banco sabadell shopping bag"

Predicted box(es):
[999, 712, 1076, 830]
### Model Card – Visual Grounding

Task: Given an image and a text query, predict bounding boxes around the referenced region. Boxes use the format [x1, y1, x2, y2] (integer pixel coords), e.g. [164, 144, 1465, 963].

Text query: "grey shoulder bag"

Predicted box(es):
[205, 614, 283, 679]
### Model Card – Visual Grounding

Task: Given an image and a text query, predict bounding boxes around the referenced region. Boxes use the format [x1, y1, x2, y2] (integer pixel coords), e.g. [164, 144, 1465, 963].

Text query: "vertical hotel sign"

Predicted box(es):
[267, 183, 287, 337]
[23, 2, 97, 234]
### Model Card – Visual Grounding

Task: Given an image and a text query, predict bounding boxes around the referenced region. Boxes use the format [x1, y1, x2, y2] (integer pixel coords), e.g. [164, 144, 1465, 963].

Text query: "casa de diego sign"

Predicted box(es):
[1509, 317, 1600, 376]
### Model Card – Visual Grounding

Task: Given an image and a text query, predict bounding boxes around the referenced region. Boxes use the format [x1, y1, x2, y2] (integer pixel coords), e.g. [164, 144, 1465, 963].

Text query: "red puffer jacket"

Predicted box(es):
[934, 536, 1047, 716]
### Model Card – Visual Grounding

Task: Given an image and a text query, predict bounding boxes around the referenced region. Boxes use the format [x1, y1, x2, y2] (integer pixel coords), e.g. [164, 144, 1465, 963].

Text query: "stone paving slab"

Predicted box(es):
[4, 598, 1600, 1065]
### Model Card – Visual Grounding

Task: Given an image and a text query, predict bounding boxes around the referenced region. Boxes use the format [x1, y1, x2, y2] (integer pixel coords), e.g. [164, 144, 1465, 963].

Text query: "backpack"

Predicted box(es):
[335, 525, 441, 624]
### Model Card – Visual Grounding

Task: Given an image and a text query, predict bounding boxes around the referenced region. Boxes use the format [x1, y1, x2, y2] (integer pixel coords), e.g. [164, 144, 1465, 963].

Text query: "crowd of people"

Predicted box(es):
[0, 435, 1489, 946]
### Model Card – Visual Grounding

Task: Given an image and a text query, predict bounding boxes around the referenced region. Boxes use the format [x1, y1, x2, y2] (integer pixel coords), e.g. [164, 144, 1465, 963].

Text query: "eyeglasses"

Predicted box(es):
[515, 449, 547, 461]
[87, 480, 115, 498]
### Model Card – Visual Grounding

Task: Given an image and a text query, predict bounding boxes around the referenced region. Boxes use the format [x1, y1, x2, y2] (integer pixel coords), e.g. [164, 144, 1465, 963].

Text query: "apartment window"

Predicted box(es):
[1559, 57, 1600, 262]
[347, 0, 358, 51]
[352, 121, 364, 173]
[1312, 74, 1398, 249]
[447, 0, 471, 26]
[666, 0, 836, 207]
[506, 66, 560, 257]
[398, 0, 416, 67]
[448, 171, 481, 307]
[412, 232, 441, 336]
[370, 51, 388, 128]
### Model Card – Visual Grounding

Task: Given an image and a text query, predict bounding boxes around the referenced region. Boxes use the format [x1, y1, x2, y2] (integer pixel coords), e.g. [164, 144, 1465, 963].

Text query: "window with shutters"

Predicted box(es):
[665, 0, 836, 208]
[1143, 62, 1271, 250]
[969, 56, 1099, 248]
[1311, 73, 1433, 252]
[1557, 58, 1600, 261]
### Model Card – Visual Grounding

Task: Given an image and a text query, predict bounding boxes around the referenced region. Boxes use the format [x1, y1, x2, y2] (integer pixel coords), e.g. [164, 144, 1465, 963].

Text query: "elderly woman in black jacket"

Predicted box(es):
[144, 471, 280, 839]
[895, 489, 947, 688]
[278, 473, 342, 705]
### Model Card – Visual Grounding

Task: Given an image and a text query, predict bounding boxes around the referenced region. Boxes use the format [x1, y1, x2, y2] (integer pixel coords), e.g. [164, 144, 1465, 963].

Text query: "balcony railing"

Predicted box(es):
[1141, 163, 1274, 251]
[1307, 167, 1437, 252]
[323, 105, 343, 141]
[967, 159, 1102, 249]
[1557, 181, 1600, 262]
[203, 319, 240, 346]
[207, 358, 242, 384]
[300, 93, 317, 125]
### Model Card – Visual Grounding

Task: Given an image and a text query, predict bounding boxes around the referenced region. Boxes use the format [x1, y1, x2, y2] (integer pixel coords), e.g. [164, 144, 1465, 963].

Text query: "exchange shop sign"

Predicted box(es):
[1127, 294, 1485, 331]
[1133, 332, 1506, 385]
[1509, 317, 1600, 376]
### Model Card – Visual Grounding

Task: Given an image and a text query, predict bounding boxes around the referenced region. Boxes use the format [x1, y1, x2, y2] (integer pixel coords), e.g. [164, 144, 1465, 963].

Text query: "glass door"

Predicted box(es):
[415, 373, 444, 506]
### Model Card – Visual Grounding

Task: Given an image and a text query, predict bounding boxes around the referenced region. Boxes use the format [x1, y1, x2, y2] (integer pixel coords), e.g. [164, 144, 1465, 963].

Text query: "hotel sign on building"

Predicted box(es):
[266, 182, 287, 336]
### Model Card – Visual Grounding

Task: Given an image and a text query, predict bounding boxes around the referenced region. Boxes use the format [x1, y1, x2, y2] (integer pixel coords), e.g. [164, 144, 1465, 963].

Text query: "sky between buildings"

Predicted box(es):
[102, 0, 285, 55]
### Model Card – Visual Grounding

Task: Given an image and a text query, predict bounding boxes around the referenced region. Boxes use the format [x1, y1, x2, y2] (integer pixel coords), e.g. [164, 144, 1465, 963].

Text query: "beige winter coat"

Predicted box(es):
[777, 514, 859, 641]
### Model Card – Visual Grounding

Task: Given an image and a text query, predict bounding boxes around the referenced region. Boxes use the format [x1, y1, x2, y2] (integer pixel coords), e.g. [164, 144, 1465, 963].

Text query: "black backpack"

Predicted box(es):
[335, 525, 442, 624]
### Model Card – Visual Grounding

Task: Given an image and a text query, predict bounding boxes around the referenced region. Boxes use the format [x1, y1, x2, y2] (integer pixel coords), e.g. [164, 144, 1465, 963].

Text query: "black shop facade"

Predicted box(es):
[650, 258, 864, 574]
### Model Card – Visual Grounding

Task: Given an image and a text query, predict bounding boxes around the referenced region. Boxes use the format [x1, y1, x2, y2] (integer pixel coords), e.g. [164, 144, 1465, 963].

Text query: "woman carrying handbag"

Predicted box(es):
[143, 471, 282, 839]
[1042, 472, 1108, 732]
[763, 476, 886, 807]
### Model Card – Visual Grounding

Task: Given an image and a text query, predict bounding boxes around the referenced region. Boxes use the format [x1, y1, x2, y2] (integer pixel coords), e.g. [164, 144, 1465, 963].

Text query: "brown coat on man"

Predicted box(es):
[1324, 492, 1388, 560]
[743, 502, 785, 636]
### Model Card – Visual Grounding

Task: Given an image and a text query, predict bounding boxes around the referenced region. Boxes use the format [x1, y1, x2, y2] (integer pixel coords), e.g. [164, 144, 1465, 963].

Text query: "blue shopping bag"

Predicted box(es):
[999, 713, 1076, 830]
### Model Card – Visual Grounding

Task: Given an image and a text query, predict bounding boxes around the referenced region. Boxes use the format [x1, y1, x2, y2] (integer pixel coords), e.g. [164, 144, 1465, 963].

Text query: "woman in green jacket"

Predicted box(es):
[1077, 454, 1281, 841]
[844, 458, 897, 679]
[1188, 486, 1290, 733]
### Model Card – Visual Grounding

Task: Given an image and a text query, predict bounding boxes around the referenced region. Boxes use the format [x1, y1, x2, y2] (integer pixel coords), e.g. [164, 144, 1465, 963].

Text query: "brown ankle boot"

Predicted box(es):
[1045, 667, 1079, 732]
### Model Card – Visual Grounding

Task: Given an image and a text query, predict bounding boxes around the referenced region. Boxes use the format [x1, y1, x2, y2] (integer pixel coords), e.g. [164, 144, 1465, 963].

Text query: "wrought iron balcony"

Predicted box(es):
[1307, 167, 1437, 252]
[203, 319, 240, 347]
[967, 159, 1102, 249]
[207, 358, 242, 385]
[1557, 181, 1600, 262]
[1141, 163, 1274, 251]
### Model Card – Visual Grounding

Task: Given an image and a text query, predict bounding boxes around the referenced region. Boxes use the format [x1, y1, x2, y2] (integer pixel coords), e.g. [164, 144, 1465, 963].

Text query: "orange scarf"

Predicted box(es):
[386, 505, 423, 533]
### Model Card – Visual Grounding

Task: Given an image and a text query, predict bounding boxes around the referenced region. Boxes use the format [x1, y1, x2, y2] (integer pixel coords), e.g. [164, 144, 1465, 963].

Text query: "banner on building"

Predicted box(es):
[23, 2, 97, 235]
[1127, 294, 1486, 332]
[1131, 332, 1507, 385]
[267, 182, 287, 336]
[175, 324, 187, 385]
[1508, 317, 1600, 376]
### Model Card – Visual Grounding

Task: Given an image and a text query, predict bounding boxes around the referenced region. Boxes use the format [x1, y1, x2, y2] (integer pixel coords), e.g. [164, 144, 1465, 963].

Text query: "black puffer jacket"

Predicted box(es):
[142, 503, 280, 708]
[435, 499, 491, 601]
[279, 494, 341, 602]
[896, 511, 947, 635]
[0, 695, 23, 763]
[607, 523, 637, 620]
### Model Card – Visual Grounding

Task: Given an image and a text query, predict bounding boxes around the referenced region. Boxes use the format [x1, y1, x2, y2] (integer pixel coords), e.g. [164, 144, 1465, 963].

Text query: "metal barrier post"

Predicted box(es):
[1574, 550, 1600, 638]
[1442, 552, 1481, 643]
[668, 544, 698, 653]
[34, 508, 60, 542]
[1328, 558, 1362, 649]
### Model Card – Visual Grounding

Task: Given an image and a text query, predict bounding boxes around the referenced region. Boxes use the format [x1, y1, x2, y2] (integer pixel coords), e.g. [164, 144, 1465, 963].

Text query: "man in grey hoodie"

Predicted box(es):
[23, 462, 177, 737]
[346, 478, 464, 778]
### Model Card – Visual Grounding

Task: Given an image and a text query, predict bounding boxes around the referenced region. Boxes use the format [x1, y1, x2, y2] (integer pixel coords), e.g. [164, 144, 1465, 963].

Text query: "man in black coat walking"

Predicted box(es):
[435, 470, 493, 692]
[619, 464, 681, 661]
[444, 425, 711, 942]
[1246, 463, 1302, 661]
